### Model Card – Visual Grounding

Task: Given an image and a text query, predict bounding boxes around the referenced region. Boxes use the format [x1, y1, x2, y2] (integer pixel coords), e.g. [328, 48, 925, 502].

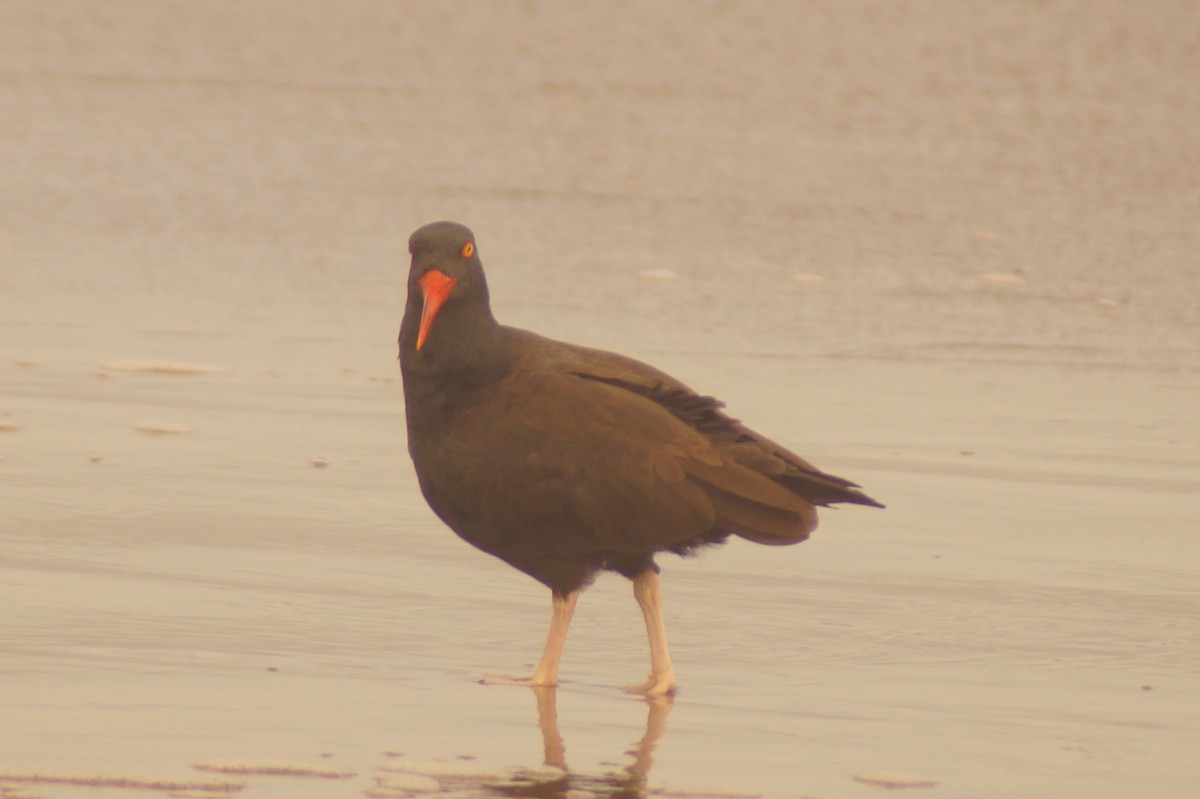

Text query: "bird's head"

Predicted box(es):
[404, 221, 492, 352]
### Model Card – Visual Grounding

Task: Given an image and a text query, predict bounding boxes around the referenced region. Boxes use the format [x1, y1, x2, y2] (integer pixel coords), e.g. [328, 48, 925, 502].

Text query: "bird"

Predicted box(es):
[397, 221, 882, 696]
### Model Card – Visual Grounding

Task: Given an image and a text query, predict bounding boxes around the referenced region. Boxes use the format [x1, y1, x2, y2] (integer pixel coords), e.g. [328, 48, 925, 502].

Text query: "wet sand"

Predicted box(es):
[2, 2, 1199, 798]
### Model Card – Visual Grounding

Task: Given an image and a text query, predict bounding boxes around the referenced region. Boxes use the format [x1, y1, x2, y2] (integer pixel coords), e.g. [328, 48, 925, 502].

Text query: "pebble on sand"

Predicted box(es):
[100, 360, 223, 375]
[134, 421, 196, 435]
[853, 772, 939, 789]
[978, 272, 1025, 288]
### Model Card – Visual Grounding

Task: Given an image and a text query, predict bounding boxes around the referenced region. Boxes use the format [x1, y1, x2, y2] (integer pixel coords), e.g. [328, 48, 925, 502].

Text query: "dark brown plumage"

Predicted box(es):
[398, 221, 881, 694]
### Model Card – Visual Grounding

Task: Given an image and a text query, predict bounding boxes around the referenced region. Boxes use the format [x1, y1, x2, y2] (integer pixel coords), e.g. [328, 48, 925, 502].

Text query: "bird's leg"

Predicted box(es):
[530, 589, 578, 685]
[482, 589, 578, 688]
[625, 569, 677, 696]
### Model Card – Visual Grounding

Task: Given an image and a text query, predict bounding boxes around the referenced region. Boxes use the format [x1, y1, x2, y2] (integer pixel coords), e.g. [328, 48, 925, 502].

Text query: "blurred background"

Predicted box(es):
[3, 0, 1197, 373]
[2, 2, 1198, 798]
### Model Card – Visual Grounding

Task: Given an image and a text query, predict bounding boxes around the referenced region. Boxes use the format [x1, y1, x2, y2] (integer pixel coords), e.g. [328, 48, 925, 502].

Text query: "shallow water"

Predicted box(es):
[3, 2, 1199, 798]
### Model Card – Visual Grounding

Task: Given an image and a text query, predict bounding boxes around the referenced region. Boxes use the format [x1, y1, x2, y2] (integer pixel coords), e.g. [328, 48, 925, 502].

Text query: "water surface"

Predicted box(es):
[2, 2, 1198, 797]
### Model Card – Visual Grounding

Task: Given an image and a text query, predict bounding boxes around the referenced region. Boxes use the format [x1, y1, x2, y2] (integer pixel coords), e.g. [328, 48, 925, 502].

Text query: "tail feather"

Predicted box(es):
[683, 457, 818, 545]
[779, 471, 886, 508]
[706, 484, 817, 545]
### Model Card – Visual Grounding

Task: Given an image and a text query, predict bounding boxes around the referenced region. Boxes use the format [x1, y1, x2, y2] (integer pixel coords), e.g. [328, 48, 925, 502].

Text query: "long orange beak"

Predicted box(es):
[416, 269, 458, 350]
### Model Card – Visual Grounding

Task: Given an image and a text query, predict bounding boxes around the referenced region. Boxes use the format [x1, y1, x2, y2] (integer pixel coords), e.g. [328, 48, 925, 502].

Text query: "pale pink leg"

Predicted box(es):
[625, 570, 677, 696]
[483, 590, 578, 687]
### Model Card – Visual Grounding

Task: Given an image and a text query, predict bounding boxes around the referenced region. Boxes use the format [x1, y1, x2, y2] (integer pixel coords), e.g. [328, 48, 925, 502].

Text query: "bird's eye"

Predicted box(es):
[461, 241, 475, 258]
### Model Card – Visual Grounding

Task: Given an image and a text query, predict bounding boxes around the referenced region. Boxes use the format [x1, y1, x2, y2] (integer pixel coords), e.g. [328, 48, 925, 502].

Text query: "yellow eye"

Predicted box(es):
[461, 241, 475, 258]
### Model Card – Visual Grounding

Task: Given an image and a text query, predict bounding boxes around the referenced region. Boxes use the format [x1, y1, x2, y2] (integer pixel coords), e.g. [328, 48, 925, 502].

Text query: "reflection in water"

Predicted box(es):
[375, 688, 689, 799]
[522, 687, 672, 797]
[4, 690, 747, 799]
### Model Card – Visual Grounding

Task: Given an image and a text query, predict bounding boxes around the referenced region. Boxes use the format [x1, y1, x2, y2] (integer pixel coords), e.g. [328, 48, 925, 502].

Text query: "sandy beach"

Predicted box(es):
[2, 2, 1198, 797]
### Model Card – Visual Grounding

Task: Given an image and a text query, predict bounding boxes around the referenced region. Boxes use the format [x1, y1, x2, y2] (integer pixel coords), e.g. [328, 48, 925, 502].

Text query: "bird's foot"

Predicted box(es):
[624, 670, 676, 697]
[480, 675, 557, 688]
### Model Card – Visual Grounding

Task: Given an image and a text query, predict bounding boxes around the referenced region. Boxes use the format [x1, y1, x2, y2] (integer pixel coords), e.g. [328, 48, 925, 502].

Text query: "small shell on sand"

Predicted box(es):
[639, 268, 679, 282]
[853, 772, 939, 789]
[310, 457, 330, 468]
[978, 272, 1025, 288]
[100, 360, 223, 375]
[134, 421, 195, 435]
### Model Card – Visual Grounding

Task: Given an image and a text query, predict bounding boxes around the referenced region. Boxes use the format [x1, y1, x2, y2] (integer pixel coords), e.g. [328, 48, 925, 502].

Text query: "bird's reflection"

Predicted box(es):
[493, 687, 673, 799]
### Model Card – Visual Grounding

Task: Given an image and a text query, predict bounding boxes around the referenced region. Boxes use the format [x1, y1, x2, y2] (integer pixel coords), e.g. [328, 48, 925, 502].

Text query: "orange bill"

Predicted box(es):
[416, 269, 458, 350]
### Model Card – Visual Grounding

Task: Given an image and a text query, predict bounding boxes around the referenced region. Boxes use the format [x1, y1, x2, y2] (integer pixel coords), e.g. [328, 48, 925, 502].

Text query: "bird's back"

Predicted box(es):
[504, 328, 883, 509]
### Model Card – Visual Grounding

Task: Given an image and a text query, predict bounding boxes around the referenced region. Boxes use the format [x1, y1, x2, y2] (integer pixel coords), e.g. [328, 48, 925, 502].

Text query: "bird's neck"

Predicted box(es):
[399, 305, 513, 413]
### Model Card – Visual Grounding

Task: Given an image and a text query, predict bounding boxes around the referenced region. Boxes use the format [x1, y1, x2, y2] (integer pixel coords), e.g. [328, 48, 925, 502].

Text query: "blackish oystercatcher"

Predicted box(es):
[398, 221, 882, 695]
